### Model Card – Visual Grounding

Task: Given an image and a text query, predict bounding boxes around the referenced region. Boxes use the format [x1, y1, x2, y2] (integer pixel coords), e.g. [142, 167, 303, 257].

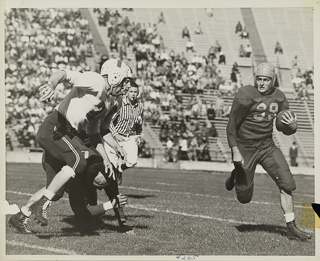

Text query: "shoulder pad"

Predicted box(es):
[235, 85, 260, 106]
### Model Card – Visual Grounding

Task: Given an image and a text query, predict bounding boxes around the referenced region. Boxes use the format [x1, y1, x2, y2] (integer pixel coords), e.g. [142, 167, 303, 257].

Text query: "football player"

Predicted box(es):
[225, 62, 312, 241]
[9, 59, 132, 233]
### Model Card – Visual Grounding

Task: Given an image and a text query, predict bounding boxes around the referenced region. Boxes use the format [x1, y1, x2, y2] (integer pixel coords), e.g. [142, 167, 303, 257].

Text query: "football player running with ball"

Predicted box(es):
[225, 62, 312, 241]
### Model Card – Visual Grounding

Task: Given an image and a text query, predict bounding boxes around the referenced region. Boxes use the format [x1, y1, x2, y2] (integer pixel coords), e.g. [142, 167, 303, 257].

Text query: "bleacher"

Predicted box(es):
[252, 8, 313, 71]
[84, 8, 314, 166]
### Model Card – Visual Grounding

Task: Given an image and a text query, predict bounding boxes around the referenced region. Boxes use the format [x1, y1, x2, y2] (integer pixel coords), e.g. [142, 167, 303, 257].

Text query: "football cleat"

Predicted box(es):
[9, 212, 31, 234]
[225, 169, 236, 191]
[30, 196, 51, 226]
[286, 220, 312, 241]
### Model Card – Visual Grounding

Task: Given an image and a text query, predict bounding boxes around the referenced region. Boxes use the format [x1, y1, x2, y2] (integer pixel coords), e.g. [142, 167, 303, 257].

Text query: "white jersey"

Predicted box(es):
[55, 70, 112, 134]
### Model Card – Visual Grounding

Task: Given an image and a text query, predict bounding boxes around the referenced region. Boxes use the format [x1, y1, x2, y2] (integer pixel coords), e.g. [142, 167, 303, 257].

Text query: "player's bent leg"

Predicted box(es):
[30, 166, 75, 226]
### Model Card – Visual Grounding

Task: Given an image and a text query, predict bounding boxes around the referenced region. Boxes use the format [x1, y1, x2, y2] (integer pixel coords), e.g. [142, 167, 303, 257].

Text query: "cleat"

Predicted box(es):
[9, 212, 31, 234]
[286, 220, 312, 241]
[114, 207, 127, 226]
[30, 196, 51, 226]
[225, 169, 236, 191]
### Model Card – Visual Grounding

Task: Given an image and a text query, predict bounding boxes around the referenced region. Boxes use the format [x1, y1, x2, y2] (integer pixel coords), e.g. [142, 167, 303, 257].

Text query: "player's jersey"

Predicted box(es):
[227, 85, 289, 147]
[55, 70, 110, 134]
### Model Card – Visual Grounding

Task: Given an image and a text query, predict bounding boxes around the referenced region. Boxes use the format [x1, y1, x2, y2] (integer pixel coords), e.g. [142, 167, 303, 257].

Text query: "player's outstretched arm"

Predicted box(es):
[86, 194, 128, 216]
[39, 70, 67, 102]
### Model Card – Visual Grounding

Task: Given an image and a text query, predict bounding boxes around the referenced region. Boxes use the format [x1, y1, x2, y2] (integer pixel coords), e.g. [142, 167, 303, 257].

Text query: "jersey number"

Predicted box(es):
[253, 102, 278, 121]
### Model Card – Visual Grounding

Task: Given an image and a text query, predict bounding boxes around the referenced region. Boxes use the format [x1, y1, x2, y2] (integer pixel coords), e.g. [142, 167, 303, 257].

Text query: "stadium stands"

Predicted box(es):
[5, 8, 314, 167]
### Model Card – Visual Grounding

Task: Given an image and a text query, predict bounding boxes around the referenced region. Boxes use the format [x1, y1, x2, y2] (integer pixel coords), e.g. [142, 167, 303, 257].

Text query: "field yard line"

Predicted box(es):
[119, 186, 310, 208]
[128, 204, 259, 225]
[7, 240, 77, 255]
[6, 189, 310, 209]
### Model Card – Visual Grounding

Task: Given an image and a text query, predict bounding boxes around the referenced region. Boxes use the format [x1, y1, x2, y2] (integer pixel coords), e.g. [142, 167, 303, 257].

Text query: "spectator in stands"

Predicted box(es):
[214, 40, 222, 53]
[182, 26, 190, 39]
[244, 44, 252, 58]
[206, 8, 214, 17]
[201, 137, 212, 161]
[235, 21, 242, 34]
[205, 119, 218, 138]
[188, 135, 198, 161]
[163, 137, 173, 162]
[158, 12, 166, 24]
[297, 85, 309, 101]
[289, 141, 298, 167]
[195, 22, 203, 35]
[291, 55, 299, 68]
[215, 92, 224, 118]
[179, 133, 189, 160]
[218, 50, 226, 64]
[186, 38, 195, 52]
[208, 45, 216, 62]
[275, 41, 283, 54]
[239, 44, 246, 57]
[207, 103, 216, 120]
[240, 27, 249, 39]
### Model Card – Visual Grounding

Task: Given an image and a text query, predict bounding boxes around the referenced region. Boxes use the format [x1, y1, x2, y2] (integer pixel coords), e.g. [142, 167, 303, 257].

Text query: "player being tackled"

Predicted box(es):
[225, 62, 312, 241]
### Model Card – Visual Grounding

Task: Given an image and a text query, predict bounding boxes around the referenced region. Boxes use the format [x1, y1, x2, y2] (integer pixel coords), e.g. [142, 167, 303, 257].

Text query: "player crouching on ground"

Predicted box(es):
[225, 62, 312, 241]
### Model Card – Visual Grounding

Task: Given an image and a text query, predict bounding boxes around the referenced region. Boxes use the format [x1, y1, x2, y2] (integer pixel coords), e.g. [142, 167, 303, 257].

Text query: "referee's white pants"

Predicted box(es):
[104, 135, 139, 170]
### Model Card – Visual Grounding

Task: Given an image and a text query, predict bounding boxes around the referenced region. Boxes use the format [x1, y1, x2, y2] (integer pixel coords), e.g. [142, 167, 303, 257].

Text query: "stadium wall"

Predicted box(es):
[5, 151, 313, 176]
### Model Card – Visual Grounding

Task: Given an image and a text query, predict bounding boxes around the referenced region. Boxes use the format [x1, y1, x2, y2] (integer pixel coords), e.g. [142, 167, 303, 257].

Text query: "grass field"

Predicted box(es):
[5, 162, 315, 257]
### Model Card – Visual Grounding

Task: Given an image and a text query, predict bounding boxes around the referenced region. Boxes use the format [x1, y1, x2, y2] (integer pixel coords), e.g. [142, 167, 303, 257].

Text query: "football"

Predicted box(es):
[275, 110, 297, 135]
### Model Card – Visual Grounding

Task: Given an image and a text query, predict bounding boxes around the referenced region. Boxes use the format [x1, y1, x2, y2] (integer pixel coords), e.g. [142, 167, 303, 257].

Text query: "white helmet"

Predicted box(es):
[100, 59, 132, 88]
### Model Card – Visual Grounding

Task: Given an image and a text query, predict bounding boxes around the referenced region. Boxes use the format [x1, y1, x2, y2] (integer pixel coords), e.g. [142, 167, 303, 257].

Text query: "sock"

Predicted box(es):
[284, 213, 295, 223]
[43, 189, 55, 201]
[21, 206, 32, 217]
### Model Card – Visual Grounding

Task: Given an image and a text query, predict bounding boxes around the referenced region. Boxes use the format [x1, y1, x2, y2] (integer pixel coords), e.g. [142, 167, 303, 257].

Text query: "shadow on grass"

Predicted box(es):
[126, 194, 157, 199]
[235, 224, 287, 237]
[31, 216, 149, 238]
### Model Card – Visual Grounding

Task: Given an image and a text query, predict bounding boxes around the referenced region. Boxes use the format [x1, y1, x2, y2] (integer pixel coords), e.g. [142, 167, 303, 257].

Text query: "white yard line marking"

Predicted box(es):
[7, 240, 77, 255]
[156, 182, 180, 186]
[127, 204, 258, 225]
[119, 186, 310, 208]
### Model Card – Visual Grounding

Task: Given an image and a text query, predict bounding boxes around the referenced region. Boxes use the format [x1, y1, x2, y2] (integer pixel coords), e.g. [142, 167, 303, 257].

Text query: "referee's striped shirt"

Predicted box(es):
[110, 96, 144, 137]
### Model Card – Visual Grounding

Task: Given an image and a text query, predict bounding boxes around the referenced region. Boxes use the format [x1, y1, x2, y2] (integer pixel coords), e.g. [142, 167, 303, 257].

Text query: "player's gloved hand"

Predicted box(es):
[104, 159, 115, 180]
[111, 194, 128, 208]
[116, 146, 127, 162]
[231, 146, 244, 165]
[135, 135, 142, 146]
[281, 111, 297, 128]
[115, 134, 125, 143]
[39, 82, 55, 102]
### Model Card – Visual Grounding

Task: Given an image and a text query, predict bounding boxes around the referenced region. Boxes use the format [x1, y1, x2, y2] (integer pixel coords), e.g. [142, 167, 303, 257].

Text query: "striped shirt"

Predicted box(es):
[110, 96, 144, 137]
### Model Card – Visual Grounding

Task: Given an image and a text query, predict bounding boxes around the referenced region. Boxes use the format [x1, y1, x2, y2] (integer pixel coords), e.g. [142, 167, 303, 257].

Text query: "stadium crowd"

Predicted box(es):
[93, 8, 241, 161]
[5, 8, 97, 148]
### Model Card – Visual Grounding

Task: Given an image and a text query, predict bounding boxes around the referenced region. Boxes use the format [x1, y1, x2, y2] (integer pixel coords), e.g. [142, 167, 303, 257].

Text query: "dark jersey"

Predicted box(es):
[227, 85, 289, 147]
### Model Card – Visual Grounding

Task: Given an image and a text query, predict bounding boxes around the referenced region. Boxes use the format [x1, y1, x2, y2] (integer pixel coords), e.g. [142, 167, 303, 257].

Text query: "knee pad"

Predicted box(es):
[61, 165, 76, 178]
[236, 184, 254, 204]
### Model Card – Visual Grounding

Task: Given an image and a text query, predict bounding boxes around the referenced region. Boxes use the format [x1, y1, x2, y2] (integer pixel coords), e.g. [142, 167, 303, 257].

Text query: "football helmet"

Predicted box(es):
[100, 59, 132, 89]
[255, 62, 276, 86]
